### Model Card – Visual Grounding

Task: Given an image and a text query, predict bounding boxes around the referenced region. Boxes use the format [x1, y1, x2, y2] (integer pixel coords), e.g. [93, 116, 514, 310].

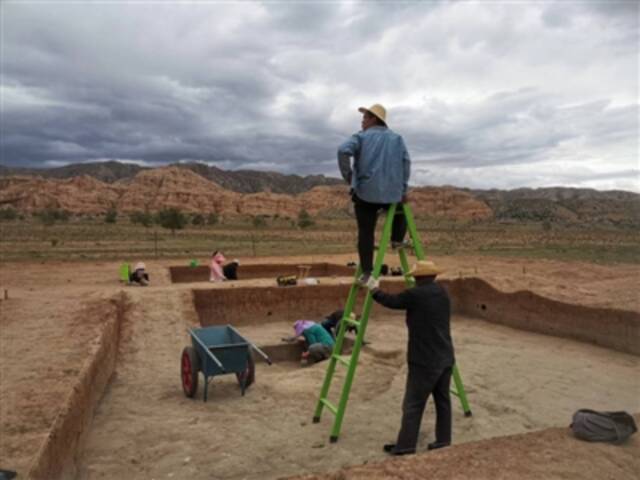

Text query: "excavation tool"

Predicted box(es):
[313, 203, 472, 442]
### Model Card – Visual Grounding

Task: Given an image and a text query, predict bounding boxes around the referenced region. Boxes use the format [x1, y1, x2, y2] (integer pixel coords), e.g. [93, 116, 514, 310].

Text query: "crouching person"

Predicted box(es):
[129, 262, 149, 286]
[292, 320, 335, 365]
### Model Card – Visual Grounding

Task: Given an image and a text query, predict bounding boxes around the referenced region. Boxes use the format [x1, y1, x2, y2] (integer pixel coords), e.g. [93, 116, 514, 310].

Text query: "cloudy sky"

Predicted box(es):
[1, 1, 638, 191]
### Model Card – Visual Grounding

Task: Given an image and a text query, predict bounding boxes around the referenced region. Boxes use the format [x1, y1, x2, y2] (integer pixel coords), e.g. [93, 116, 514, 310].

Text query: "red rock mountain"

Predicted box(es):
[0, 166, 492, 220]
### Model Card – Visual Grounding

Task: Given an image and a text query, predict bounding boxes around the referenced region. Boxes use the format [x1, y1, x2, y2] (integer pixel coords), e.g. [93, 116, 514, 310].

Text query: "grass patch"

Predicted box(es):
[0, 217, 638, 265]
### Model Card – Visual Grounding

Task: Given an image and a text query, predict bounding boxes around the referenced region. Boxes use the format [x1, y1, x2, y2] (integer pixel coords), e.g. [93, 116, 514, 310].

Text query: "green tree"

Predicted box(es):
[252, 215, 267, 228]
[105, 207, 118, 224]
[207, 212, 219, 225]
[0, 208, 18, 221]
[37, 208, 70, 226]
[297, 208, 314, 229]
[130, 211, 153, 227]
[156, 208, 187, 234]
[191, 213, 205, 226]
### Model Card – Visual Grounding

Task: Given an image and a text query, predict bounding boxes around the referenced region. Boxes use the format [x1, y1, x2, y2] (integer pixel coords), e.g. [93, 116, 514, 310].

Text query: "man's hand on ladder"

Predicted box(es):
[365, 276, 379, 291]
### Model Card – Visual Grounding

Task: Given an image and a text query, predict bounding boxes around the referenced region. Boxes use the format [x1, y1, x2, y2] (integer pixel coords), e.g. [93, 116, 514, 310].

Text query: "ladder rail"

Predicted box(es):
[313, 204, 396, 429]
[329, 204, 396, 441]
[313, 266, 361, 421]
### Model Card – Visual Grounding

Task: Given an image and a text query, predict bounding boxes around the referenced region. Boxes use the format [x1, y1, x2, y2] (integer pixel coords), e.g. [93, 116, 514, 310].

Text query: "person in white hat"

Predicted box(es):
[369, 260, 454, 456]
[129, 261, 149, 286]
[337, 103, 411, 288]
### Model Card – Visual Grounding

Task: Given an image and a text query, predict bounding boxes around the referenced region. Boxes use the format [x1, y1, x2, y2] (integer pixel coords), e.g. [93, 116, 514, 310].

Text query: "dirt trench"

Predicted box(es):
[13, 271, 640, 480]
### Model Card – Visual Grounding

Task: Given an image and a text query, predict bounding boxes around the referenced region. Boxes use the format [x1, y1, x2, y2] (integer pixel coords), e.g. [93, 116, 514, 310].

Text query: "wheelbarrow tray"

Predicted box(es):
[190, 325, 251, 378]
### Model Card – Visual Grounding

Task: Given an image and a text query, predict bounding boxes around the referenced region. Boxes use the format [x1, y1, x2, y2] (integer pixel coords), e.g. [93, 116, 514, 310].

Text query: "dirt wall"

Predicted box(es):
[193, 279, 640, 356]
[27, 293, 128, 480]
[444, 277, 640, 356]
[170, 263, 355, 283]
[287, 414, 640, 480]
[192, 281, 406, 326]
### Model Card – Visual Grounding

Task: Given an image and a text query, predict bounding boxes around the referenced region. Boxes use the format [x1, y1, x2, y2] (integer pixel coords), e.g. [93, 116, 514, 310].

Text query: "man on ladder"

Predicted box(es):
[338, 103, 411, 288]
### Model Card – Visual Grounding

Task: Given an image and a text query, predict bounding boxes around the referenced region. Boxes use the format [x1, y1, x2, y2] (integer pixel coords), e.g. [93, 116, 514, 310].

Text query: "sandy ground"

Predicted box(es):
[1, 253, 639, 479]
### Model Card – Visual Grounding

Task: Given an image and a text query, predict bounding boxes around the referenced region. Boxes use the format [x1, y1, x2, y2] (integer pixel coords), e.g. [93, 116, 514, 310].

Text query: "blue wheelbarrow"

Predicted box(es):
[181, 325, 272, 402]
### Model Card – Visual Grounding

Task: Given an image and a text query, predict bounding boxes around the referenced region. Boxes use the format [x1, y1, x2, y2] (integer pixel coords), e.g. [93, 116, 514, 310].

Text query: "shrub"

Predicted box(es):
[252, 215, 267, 228]
[207, 212, 219, 225]
[37, 208, 70, 225]
[0, 207, 18, 221]
[156, 208, 187, 233]
[130, 211, 153, 227]
[191, 213, 205, 226]
[105, 208, 118, 224]
[297, 208, 315, 229]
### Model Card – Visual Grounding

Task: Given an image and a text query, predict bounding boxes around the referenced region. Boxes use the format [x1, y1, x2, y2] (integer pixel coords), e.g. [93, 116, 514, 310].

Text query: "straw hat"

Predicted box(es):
[409, 260, 443, 277]
[358, 104, 387, 125]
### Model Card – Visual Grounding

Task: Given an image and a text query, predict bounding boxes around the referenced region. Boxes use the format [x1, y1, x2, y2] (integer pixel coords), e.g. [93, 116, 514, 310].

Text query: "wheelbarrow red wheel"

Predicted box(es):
[181, 346, 199, 398]
[236, 354, 255, 391]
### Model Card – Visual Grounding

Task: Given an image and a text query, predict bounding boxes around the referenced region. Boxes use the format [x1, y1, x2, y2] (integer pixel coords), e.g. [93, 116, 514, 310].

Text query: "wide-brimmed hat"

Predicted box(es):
[358, 104, 387, 125]
[409, 260, 443, 277]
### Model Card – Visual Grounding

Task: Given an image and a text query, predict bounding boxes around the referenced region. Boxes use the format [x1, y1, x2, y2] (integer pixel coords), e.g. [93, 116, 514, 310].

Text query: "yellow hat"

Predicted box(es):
[409, 260, 443, 277]
[358, 104, 387, 125]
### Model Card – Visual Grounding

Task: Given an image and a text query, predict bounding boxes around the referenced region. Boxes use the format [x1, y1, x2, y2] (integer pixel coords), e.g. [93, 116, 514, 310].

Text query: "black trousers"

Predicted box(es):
[353, 195, 407, 274]
[395, 364, 452, 452]
[129, 271, 149, 283]
[223, 262, 238, 280]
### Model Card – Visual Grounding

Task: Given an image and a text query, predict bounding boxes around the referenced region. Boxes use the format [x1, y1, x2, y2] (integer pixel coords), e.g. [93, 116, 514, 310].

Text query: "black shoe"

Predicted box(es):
[383, 443, 415, 455]
[427, 441, 450, 451]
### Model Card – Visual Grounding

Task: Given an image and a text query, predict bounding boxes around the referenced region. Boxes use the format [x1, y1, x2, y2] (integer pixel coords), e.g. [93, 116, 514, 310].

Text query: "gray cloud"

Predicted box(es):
[1, 1, 638, 191]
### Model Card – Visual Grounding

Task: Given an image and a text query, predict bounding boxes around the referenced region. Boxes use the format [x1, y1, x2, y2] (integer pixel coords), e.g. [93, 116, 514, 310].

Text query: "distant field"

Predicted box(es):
[0, 216, 638, 264]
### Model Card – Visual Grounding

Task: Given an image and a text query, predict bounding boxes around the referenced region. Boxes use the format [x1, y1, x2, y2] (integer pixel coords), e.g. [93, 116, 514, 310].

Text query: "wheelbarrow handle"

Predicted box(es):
[228, 325, 273, 365]
[250, 344, 272, 365]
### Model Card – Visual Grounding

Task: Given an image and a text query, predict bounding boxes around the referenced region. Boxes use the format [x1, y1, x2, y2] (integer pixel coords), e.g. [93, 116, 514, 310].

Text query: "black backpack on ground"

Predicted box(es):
[571, 409, 637, 444]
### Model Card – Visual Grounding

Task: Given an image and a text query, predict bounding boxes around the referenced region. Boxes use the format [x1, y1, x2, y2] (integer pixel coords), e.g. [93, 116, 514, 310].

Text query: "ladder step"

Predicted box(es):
[333, 354, 351, 368]
[344, 317, 360, 328]
[320, 398, 338, 415]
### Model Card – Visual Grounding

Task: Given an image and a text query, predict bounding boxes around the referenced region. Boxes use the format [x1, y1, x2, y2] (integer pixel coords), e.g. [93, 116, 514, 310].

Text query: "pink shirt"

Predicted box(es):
[209, 252, 226, 282]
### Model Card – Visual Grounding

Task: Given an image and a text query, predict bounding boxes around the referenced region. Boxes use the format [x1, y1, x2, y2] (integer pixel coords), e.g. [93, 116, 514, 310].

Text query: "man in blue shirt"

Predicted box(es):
[338, 104, 411, 287]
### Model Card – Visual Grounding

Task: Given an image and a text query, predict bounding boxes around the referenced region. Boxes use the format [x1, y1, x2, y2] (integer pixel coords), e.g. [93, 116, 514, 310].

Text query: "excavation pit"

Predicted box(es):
[169, 262, 356, 284]
[67, 279, 639, 480]
[257, 337, 354, 364]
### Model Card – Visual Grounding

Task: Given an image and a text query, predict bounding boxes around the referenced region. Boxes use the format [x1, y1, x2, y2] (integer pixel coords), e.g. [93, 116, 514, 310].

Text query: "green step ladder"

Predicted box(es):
[312, 203, 472, 442]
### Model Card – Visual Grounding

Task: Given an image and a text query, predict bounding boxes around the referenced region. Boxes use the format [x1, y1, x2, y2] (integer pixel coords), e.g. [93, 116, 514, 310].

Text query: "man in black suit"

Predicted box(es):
[370, 260, 455, 455]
